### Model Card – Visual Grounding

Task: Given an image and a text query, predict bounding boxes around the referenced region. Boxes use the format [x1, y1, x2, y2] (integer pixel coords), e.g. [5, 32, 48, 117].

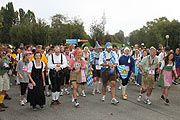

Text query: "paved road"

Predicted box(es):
[0, 81, 180, 120]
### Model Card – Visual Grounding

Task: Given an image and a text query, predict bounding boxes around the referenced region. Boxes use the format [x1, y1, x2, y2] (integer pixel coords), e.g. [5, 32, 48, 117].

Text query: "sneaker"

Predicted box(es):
[56, 100, 62, 106]
[46, 92, 51, 97]
[32, 106, 37, 111]
[122, 93, 127, 100]
[0, 103, 8, 108]
[4, 95, 11, 100]
[40, 105, 44, 109]
[144, 98, 152, 105]
[60, 91, 64, 96]
[137, 94, 142, 102]
[81, 91, 86, 97]
[96, 90, 101, 94]
[65, 90, 70, 95]
[20, 100, 25, 106]
[160, 95, 165, 101]
[50, 101, 56, 107]
[165, 99, 169, 105]
[74, 101, 79, 107]
[111, 98, 119, 105]
[118, 86, 122, 90]
[92, 90, 95, 95]
[101, 96, 105, 102]
[172, 81, 179, 85]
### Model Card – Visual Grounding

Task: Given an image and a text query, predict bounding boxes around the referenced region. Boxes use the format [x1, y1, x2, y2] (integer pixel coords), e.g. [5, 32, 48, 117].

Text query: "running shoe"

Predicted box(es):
[122, 93, 127, 100]
[74, 101, 79, 107]
[160, 95, 165, 101]
[144, 98, 152, 105]
[111, 98, 119, 105]
[101, 96, 106, 102]
[137, 94, 142, 102]
[165, 99, 169, 105]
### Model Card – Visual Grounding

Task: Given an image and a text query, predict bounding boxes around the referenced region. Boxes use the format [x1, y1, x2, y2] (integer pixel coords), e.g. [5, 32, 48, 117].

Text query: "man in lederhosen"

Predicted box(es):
[99, 42, 119, 105]
[48, 46, 68, 106]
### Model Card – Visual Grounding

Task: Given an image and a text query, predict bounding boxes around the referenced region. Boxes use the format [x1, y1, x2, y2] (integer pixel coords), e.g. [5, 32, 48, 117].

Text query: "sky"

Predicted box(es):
[1, 0, 180, 36]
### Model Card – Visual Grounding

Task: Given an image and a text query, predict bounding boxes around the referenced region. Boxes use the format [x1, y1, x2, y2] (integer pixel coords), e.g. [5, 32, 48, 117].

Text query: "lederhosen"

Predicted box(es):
[49, 54, 64, 92]
[27, 61, 45, 107]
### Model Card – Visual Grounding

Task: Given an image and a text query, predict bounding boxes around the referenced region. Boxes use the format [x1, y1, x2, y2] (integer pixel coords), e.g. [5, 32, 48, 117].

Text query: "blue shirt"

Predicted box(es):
[119, 55, 135, 78]
[175, 54, 180, 68]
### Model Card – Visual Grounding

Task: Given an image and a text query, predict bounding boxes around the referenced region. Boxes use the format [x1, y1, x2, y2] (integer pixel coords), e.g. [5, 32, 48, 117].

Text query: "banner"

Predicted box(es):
[117, 65, 129, 79]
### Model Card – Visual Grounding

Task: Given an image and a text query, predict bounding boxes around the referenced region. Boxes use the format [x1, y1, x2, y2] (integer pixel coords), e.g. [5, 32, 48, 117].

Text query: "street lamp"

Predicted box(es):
[165, 35, 169, 47]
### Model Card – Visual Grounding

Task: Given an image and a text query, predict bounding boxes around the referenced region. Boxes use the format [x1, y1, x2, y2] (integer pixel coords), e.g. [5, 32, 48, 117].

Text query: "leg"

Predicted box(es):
[110, 81, 116, 98]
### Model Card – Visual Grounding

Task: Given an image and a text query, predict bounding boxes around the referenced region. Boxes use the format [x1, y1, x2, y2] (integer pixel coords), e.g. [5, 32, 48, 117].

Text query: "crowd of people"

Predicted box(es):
[0, 42, 180, 111]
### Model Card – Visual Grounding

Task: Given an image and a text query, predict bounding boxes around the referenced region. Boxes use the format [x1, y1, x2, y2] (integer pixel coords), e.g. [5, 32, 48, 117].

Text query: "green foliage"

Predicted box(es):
[129, 17, 180, 50]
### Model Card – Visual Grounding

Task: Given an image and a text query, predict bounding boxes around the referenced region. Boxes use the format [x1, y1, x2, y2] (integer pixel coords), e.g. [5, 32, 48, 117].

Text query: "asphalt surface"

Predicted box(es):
[0, 81, 180, 120]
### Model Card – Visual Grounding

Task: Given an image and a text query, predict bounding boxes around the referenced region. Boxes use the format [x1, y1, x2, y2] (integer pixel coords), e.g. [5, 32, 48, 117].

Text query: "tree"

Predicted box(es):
[89, 21, 104, 47]
[114, 30, 125, 43]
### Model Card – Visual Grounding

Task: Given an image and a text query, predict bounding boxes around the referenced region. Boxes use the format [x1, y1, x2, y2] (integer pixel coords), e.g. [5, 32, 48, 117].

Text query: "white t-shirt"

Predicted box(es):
[160, 60, 175, 71]
[27, 61, 45, 73]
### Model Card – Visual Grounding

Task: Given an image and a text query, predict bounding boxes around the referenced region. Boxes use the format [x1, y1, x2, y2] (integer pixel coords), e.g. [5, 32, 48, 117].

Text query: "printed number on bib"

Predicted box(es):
[148, 68, 155, 75]
[96, 65, 101, 70]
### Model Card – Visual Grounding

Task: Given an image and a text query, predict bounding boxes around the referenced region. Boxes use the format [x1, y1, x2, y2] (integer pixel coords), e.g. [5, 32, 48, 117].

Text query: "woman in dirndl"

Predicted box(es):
[68, 50, 87, 107]
[27, 52, 46, 110]
[159, 52, 178, 104]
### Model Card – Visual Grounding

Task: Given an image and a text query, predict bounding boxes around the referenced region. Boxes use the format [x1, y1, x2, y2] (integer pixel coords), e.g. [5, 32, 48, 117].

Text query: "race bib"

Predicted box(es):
[28, 83, 33, 90]
[74, 62, 81, 67]
[148, 68, 155, 75]
[96, 65, 101, 70]
[106, 59, 110, 64]
[22, 65, 28, 72]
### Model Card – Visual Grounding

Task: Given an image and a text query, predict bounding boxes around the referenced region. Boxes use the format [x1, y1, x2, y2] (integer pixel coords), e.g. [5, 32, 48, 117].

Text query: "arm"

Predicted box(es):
[61, 54, 68, 69]
[42, 63, 45, 86]
[28, 72, 36, 86]
[16, 61, 23, 79]
[47, 55, 56, 69]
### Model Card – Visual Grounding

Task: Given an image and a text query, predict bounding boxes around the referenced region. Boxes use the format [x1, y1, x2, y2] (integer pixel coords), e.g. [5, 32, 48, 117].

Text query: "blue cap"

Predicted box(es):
[106, 42, 112, 49]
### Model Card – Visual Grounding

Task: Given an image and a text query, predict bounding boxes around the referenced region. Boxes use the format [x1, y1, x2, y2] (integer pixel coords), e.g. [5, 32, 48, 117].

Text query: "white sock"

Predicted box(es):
[97, 81, 100, 90]
[65, 88, 68, 91]
[52, 92, 56, 101]
[56, 92, 60, 100]
[61, 89, 64, 92]
[93, 82, 97, 91]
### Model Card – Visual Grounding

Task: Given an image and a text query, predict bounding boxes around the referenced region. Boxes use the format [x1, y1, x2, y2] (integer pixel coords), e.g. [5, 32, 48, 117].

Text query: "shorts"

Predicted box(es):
[102, 68, 116, 84]
[93, 70, 101, 78]
[20, 82, 28, 95]
[142, 74, 154, 89]
[0, 73, 10, 91]
[70, 71, 81, 83]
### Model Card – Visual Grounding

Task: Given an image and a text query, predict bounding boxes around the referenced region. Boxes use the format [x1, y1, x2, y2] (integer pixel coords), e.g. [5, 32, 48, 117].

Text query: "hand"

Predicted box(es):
[175, 74, 178, 79]
[158, 76, 161, 81]
[57, 64, 61, 67]
[109, 64, 113, 68]
[55, 67, 60, 72]
[75, 66, 80, 72]
[19, 74, 23, 79]
[110, 67, 114, 73]
[32, 81, 36, 86]
[131, 72, 134, 77]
